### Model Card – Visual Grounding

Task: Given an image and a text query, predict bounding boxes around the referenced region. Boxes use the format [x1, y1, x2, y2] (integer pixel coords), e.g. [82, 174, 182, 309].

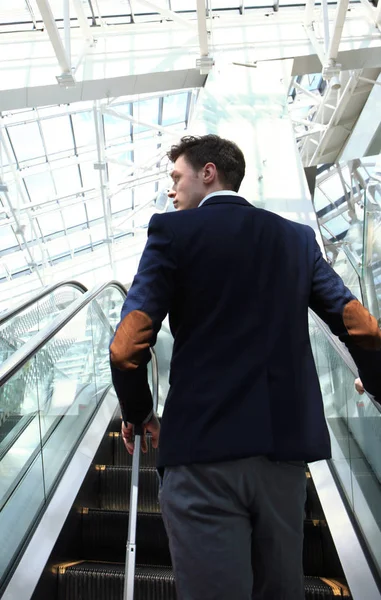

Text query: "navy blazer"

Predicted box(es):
[110, 195, 381, 468]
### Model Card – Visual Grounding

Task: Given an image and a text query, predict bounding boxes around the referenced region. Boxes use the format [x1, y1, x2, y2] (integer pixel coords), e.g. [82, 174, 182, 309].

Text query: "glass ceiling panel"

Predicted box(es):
[313, 188, 331, 212]
[71, 112, 97, 148]
[325, 215, 349, 237]
[23, 171, 56, 204]
[7, 123, 45, 164]
[319, 175, 345, 201]
[79, 157, 100, 189]
[103, 114, 132, 145]
[37, 212, 64, 236]
[86, 198, 104, 221]
[52, 165, 81, 196]
[111, 190, 133, 214]
[162, 93, 189, 125]
[5, 250, 29, 274]
[39, 116, 74, 156]
[61, 204, 87, 229]
[88, 223, 106, 243]
[45, 236, 70, 257]
[0, 226, 17, 253]
[0, 87, 193, 296]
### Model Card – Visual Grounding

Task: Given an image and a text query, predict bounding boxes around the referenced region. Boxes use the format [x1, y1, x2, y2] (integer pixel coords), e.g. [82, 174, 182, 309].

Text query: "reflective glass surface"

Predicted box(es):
[0, 284, 85, 365]
[0, 283, 128, 585]
[362, 183, 381, 320]
[309, 314, 381, 577]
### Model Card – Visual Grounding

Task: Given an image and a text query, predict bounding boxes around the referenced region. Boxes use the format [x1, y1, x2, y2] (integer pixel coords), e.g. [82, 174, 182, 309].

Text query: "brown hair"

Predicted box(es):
[167, 134, 245, 193]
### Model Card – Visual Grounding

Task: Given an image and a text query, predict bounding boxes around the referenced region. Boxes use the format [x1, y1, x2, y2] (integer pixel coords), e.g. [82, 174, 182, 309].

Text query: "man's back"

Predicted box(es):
[152, 195, 333, 467]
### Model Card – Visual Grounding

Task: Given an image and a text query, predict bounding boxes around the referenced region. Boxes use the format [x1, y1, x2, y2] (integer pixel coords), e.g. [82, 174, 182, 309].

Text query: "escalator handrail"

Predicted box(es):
[309, 308, 381, 414]
[0, 280, 127, 388]
[0, 280, 88, 326]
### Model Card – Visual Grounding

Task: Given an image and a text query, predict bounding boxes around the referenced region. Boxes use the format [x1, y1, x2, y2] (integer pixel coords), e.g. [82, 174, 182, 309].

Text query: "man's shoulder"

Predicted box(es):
[149, 207, 203, 228]
[256, 207, 315, 237]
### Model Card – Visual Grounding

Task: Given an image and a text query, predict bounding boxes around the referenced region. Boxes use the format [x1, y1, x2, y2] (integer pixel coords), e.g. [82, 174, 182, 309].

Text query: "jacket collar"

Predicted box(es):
[200, 195, 252, 208]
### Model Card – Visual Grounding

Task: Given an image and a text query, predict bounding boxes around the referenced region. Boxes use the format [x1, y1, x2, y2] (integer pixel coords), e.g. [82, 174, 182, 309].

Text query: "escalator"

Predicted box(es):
[0, 282, 380, 599]
[0, 281, 88, 451]
[0, 280, 126, 594]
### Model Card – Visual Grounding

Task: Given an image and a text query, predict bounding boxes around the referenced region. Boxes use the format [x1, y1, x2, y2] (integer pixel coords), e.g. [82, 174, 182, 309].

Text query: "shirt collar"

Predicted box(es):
[198, 190, 238, 208]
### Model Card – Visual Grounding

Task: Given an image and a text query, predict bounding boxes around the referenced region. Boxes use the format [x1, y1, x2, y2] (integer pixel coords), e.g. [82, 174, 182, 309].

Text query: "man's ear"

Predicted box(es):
[203, 162, 217, 184]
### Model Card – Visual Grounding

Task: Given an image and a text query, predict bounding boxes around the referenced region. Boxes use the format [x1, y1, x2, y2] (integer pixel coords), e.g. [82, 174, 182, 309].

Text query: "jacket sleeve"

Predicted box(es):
[308, 234, 381, 401]
[110, 213, 177, 424]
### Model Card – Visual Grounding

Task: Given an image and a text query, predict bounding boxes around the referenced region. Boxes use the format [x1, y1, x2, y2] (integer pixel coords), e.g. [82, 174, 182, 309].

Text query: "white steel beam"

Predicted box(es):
[308, 71, 360, 166]
[35, 0, 72, 75]
[63, 0, 71, 64]
[321, 0, 330, 55]
[304, 0, 315, 26]
[196, 0, 209, 57]
[134, 0, 196, 28]
[0, 177, 44, 285]
[295, 127, 329, 139]
[359, 76, 381, 87]
[72, 0, 94, 42]
[103, 107, 181, 138]
[293, 81, 322, 104]
[327, 0, 350, 62]
[304, 26, 325, 64]
[359, 0, 381, 34]
[0, 128, 49, 272]
[376, 2, 381, 27]
[291, 117, 327, 130]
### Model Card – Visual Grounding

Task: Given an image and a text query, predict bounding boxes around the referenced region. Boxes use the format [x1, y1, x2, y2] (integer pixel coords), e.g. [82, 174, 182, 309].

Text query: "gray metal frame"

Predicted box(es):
[0, 280, 87, 326]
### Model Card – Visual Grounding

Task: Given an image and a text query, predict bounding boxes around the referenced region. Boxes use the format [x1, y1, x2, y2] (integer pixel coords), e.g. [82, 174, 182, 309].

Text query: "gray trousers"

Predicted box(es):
[159, 456, 307, 600]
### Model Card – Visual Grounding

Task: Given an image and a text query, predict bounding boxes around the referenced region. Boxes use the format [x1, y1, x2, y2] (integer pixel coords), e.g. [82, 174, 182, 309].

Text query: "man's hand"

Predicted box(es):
[355, 377, 365, 395]
[121, 414, 160, 455]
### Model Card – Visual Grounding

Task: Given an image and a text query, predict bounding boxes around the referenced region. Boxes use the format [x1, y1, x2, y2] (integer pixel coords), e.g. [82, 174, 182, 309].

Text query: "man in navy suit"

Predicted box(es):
[110, 135, 381, 600]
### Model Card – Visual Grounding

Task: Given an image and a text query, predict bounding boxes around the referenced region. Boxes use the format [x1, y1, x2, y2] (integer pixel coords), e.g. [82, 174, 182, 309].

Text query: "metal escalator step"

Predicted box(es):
[306, 475, 325, 521]
[98, 466, 160, 512]
[113, 433, 158, 468]
[303, 519, 343, 578]
[303, 520, 325, 576]
[82, 510, 171, 565]
[304, 576, 351, 598]
[58, 562, 175, 600]
[108, 413, 123, 433]
[57, 562, 350, 600]
[81, 509, 328, 576]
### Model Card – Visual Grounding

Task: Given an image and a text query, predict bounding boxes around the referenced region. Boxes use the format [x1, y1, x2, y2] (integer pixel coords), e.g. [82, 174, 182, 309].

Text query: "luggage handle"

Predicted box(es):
[124, 423, 143, 600]
[124, 349, 158, 600]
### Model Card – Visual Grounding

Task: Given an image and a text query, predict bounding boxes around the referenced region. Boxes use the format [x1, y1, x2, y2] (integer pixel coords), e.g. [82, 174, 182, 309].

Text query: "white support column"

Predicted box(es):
[134, 0, 195, 28]
[35, 0, 75, 85]
[196, 0, 209, 57]
[93, 101, 114, 273]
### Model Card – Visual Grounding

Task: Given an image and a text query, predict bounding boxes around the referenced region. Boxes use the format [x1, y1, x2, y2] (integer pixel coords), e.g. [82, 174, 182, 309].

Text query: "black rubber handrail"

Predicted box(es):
[0, 280, 127, 388]
[309, 309, 381, 415]
[0, 280, 88, 327]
